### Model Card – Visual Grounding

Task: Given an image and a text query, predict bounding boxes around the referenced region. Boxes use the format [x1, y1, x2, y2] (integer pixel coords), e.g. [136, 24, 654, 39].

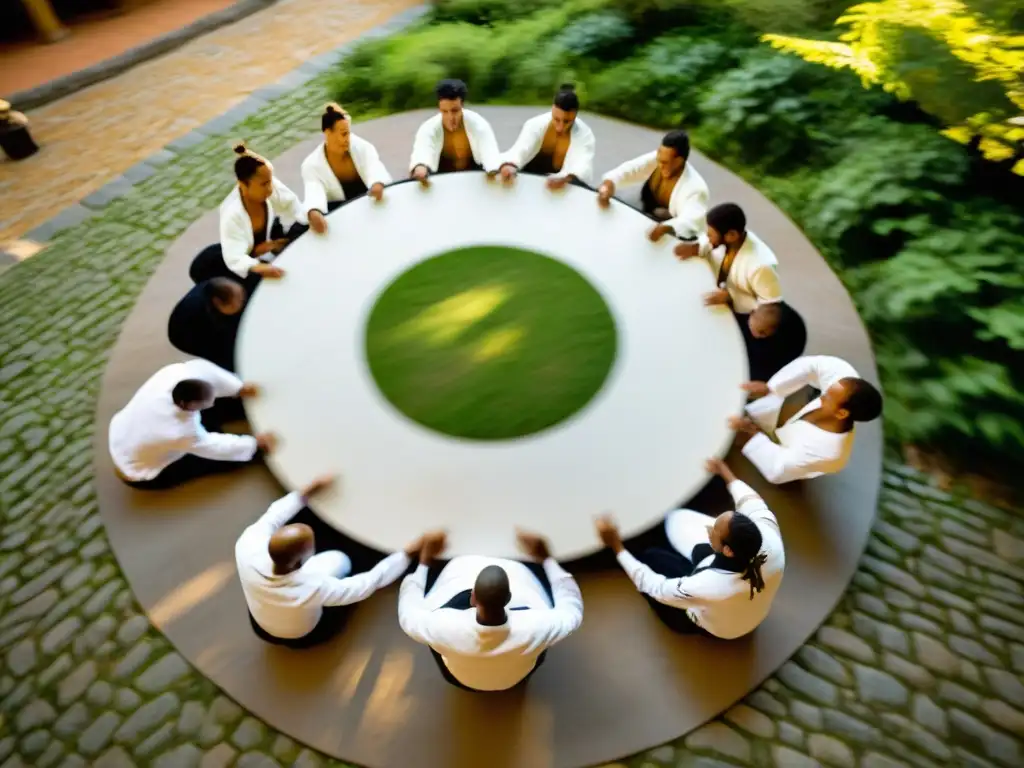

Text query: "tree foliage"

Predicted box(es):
[762, 0, 1024, 171]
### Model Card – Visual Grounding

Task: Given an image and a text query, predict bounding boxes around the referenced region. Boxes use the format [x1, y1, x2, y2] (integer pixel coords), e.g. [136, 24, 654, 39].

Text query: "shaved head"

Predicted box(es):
[472, 565, 511, 614]
[269, 523, 315, 574]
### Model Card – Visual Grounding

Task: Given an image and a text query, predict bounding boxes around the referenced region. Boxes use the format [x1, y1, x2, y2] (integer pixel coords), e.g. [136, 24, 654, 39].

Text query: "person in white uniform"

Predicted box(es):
[595, 458, 783, 639]
[398, 529, 584, 692]
[302, 103, 391, 235]
[676, 203, 807, 381]
[498, 84, 596, 190]
[236, 475, 427, 648]
[108, 358, 275, 490]
[409, 79, 500, 183]
[597, 129, 710, 240]
[190, 144, 306, 287]
[731, 355, 883, 484]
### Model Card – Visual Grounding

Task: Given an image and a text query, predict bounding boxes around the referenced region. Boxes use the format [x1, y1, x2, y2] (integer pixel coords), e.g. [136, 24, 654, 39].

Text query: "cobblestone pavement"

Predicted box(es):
[2, 40, 1024, 768]
[0, 0, 421, 252]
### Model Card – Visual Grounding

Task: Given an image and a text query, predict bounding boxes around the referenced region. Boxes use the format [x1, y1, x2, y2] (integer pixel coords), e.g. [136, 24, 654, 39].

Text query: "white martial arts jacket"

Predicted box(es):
[398, 555, 584, 691]
[616, 482, 784, 639]
[108, 358, 257, 481]
[219, 178, 306, 278]
[301, 137, 392, 215]
[696, 230, 783, 314]
[743, 355, 861, 484]
[601, 152, 710, 238]
[408, 109, 501, 173]
[236, 491, 411, 639]
[499, 113, 596, 185]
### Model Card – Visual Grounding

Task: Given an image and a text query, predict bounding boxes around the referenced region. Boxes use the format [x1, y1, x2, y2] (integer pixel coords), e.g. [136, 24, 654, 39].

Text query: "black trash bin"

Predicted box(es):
[0, 100, 40, 161]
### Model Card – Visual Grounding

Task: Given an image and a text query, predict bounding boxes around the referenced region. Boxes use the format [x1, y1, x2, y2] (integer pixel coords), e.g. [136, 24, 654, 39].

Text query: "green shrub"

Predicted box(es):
[797, 119, 970, 265]
[431, 0, 557, 25]
[554, 11, 636, 60]
[588, 35, 736, 127]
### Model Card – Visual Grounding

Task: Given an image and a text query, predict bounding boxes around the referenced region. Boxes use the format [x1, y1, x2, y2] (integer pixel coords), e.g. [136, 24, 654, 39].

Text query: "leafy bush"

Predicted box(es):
[796, 119, 969, 264]
[588, 35, 736, 127]
[554, 11, 636, 60]
[431, 0, 557, 25]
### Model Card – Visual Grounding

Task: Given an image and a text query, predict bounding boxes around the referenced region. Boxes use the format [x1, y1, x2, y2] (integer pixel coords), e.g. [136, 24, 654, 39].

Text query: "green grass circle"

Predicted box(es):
[365, 246, 618, 441]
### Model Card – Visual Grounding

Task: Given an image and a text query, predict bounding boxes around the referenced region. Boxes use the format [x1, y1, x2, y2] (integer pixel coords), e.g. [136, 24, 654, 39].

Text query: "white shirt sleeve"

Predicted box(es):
[318, 551, 411, 607]
[398, 563, 439, 646]
[557, 121, 596, 184]
[354, 137, 392, 188]
[726, 480, 778, 531]
[301, 157, 329, 216]
[471, 117, 501, 174]
[768, 356, 857, 398]
[499, 117, 545, 170]
[664, 184, 710, 239]
[220, 207, 259, 278]
[601, 151, 657, 188]
[742, 432, 814, 485]
[615, 550, 721, 608]
[270, 178, 307, 227]
[243, 491, 305, 541]
[410, 119, 442, 173]
[183, 359, 243, 399]
[189, 426, 259, 463]
[527, 558, 584, 649]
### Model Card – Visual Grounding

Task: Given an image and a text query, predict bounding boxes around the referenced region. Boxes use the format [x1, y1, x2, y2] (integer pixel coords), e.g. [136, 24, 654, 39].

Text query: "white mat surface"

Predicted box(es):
[237, 171, 747, 559]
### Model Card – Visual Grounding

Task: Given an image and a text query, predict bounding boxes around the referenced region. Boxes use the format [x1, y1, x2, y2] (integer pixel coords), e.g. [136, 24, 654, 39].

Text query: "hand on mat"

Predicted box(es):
[594, 515, 624, 553]
[596, 181, 614, 207]
[674, 241, 700, 260]
[499, 164, 517, 183]
[251, 263, 284, 279]
[704, 289, 731, 307]
[301, 474, 335, 500]
[369, 182, 385, 201]
[255, 432, 278, 454]
[728, 416, 759, 436]
[309, 210, 327, 235]
[705, 458, 736, 483]
[238, 383, 260, 399]
[419, 531, 448, 564]
[546, 175, 570, 191]
[648, 223, 672, 242]
[412, 165, 430, 186]
[741, 381, 770, 399]
[515, 529, 552, 561]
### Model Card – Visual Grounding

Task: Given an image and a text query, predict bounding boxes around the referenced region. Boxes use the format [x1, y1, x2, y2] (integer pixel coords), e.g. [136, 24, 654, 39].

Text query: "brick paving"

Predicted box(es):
[1, 11, 1023, 768]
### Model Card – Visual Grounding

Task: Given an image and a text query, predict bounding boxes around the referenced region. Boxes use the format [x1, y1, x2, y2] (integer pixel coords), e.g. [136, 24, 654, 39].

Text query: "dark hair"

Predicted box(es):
[725, 512, 767, 600]
[435, 78, 469, 102]
[661, 129, 691, 161]
[321, 102, 349, 131]
[233, 143, 266, 183]
[207, 277, 242, 306]
[841, 377, 883, 422]
[553, 83, 579, 112]
[171, 379, 213, 408]
[473, 565, 511, 613]
[707, 203, 746, 237]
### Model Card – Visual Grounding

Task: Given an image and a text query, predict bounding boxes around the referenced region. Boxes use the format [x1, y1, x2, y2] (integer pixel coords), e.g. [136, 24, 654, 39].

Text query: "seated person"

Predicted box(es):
[236, 475, 425, 648]
[302, 103, 391, 235]
[409, 79, 500, 183]
[190, 143, 306, 287]
[108, 358, 275, 489]
[732, 355, 883, 484]
[498, 84, 596, 190]
[676, 202, 806, 379]
[595, 458, 784, 639]
[167, 278, 246, 372]
[398, 529, 584, 692]
[597, 129, 710, 240]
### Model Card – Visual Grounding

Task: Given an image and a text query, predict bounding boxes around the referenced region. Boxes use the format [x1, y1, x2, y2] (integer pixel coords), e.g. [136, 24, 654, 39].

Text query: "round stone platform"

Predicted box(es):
[93, 106, 883, 768]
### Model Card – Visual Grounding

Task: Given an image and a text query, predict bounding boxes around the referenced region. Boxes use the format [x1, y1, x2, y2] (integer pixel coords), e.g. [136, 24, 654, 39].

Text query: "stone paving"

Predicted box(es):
[2, 17, 1024, 768]
[0, 0, 422, 254]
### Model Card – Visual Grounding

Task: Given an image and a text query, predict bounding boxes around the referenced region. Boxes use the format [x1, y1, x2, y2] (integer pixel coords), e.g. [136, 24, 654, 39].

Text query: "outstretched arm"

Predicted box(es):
[319, 551, 411, 607]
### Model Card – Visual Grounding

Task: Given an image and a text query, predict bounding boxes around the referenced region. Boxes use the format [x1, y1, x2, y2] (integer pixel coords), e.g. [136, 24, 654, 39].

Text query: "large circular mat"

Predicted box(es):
[237, 171, 746, 560]
[94, 107, 884, 768]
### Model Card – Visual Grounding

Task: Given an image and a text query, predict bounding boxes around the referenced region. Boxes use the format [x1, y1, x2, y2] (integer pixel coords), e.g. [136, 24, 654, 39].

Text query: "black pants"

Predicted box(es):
[123, 400, 254, 490]
[189, 219, 303, 286]
[425, 561, 554, 691]
[635, 547, 715, 636]
[738, 302, 808, 382]
[248, 606, 350, 649]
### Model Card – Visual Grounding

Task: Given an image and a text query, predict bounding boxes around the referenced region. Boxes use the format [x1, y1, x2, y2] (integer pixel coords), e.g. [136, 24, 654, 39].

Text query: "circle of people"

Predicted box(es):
[107, 79, 884, 692]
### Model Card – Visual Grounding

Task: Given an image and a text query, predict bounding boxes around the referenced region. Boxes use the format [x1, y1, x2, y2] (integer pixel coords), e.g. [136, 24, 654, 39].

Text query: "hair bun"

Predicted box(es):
[558, 83, 575, 92]
[325, 103, 339, 114]
[233, 142, 247, 155]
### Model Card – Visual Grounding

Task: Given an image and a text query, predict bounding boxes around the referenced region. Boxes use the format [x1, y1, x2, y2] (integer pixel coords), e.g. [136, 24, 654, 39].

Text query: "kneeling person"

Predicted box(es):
[598, 129, 710, 240]
[302, 103, 391, 234]
[398, 530, 584, 692]
[167, 277, 246, 372]
[409, 79, 500, 183]
[498, 84, 595, 190]
[596, 458, 784, 639]
[237, 475, 426, 647]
